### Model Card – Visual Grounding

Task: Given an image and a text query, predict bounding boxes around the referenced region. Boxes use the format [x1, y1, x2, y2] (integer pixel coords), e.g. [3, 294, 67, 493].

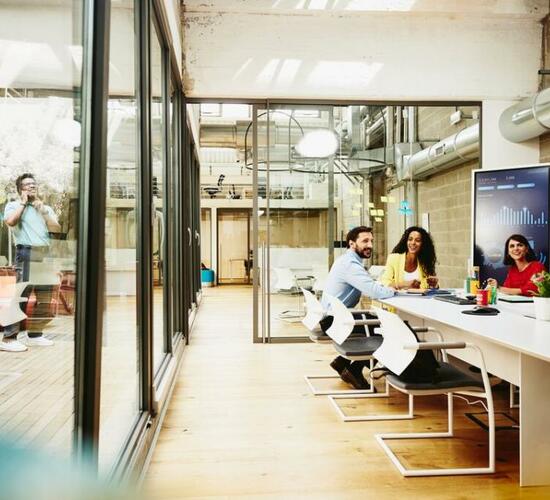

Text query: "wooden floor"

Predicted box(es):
[145, 286, 550, 499]
[0, 290, 161, 473]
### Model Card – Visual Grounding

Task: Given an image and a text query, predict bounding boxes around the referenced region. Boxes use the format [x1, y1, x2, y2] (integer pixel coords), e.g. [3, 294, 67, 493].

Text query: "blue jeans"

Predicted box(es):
[3, 246, 52, 339]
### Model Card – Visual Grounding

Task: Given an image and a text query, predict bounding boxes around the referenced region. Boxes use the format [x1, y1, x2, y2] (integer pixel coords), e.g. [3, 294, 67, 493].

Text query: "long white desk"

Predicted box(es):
[379, 295, 550, 487]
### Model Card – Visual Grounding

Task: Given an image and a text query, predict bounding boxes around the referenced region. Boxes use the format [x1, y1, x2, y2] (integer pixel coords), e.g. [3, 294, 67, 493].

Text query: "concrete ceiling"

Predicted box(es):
[184, 0, 547, 18]
[182, 0, 549, 101]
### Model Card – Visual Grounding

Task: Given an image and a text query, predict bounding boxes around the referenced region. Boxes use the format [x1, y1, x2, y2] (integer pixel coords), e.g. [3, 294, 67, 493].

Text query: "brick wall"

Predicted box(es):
[418, 106, 478, 144]
[417, 160, 478, 288]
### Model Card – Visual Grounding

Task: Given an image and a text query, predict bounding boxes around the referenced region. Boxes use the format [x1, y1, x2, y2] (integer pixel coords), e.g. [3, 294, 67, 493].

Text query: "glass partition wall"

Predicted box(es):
[253, 105, 347, 341]
[248, 102, 481, 342]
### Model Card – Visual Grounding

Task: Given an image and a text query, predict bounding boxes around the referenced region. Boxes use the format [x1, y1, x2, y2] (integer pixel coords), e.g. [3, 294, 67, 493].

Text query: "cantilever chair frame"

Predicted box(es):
[301, 288, 382, 396]
[375, 340, 496, 477]
[328, 325, 446, 423]
[303, 317, 382, 396]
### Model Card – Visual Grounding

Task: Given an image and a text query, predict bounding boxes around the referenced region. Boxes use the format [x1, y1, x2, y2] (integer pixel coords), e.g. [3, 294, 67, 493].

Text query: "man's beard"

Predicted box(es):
[355, 248, 371, 259]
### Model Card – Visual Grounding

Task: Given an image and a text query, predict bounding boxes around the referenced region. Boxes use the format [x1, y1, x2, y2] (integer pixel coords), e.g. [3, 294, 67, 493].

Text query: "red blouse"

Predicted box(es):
[502, 261, 546, 296]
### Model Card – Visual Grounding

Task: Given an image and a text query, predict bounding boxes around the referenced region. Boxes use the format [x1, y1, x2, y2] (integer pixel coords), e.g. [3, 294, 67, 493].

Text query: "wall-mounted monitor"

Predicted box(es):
[473, 165, 549, 284]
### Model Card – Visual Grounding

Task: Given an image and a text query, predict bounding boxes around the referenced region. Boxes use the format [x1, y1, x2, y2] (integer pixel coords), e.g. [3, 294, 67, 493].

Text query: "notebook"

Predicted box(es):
[405, 288, 452, 296]
[498, 293, 533, 303]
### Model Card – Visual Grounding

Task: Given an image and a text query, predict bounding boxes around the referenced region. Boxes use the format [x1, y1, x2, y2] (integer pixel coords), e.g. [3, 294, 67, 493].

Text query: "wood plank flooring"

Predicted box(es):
[145, 286, 550, 498]
[0, 292, 153, 472]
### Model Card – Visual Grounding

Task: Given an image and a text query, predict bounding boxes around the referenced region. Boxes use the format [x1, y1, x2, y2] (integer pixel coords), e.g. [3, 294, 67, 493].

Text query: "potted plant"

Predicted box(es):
[531, 271, 550, 321]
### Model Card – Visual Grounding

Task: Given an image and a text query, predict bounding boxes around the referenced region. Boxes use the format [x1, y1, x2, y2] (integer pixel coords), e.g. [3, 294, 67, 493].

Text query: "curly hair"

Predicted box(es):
[391, 226, 437, 276]
[502, 234, 537, 266]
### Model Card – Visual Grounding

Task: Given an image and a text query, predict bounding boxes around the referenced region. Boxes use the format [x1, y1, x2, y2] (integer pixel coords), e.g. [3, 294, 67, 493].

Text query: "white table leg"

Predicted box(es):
[520, 353, 550, 486]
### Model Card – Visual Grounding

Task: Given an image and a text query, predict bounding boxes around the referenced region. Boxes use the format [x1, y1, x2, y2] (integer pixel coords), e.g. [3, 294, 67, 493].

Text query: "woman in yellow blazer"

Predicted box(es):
[380, 226, 438, 289]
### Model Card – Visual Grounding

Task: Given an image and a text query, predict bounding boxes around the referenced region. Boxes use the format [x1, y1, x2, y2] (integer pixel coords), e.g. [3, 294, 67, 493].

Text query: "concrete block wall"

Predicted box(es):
[417, 160, 478, 288]
[418, 106, 479, 143]
[540, 133, 550, 162]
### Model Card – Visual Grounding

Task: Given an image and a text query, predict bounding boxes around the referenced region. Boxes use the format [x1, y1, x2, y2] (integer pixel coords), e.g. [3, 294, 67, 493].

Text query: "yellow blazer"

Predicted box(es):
[380, 253, 429, 289]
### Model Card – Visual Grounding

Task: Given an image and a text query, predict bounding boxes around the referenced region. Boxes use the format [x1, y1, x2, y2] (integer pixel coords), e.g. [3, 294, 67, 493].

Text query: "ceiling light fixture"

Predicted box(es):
[295, 129, 338, 158]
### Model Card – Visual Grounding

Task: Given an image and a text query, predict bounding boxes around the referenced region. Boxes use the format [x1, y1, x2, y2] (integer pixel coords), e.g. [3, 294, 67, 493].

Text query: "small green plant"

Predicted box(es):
[531, 271, 550, 297]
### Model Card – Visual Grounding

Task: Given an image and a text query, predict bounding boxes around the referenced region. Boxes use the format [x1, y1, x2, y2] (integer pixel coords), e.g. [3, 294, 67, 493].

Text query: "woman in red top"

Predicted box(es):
[487, 234, 546, 296]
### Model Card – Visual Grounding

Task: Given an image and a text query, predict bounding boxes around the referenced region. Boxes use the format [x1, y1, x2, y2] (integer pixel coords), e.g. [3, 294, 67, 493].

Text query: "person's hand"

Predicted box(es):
[427, 276, 438, 288]
[526, 289, 538, 296]
[397, 279, 420, 289]
[32, 199, 47, 214]
[20, 190, 29, 204]
[486, 278, 498, 288]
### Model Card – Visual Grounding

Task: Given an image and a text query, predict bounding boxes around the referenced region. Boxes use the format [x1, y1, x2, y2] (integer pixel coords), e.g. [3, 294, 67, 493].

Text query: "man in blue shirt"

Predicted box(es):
[320, 226, 395, 389]
[1, 173, 61, 352]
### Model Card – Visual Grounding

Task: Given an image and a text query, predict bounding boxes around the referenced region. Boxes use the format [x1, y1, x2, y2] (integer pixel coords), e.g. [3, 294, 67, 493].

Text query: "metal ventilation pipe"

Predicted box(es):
[499, 88, 550, 142]
[404, 123, 479, 179]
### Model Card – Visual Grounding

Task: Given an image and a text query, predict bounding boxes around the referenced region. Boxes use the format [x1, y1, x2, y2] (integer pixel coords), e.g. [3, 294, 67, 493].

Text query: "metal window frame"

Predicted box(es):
[150, 6, 173, 384]
[74, 0, 111, 468]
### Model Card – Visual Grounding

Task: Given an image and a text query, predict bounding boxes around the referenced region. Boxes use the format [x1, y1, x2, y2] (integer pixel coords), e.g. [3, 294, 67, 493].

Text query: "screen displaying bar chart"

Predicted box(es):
[474, 166, 549, 284]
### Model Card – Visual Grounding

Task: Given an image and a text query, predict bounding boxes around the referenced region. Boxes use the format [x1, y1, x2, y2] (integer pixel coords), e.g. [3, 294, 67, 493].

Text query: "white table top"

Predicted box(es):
[380, 294, 550, 364]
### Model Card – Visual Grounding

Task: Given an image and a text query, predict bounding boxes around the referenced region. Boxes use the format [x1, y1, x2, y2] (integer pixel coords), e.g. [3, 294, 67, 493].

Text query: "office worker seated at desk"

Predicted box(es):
[380, 226, 438, 290]
[487, 234, 546, 296]
[320, 226, 395, 389]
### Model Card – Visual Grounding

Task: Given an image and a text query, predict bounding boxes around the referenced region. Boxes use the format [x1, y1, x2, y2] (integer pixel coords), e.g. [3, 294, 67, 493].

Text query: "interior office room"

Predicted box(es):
[2, 0, 550, 498]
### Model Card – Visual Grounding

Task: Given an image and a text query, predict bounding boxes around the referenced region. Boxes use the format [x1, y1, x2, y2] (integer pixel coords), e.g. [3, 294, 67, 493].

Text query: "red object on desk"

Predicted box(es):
[476, 289, 489, 306]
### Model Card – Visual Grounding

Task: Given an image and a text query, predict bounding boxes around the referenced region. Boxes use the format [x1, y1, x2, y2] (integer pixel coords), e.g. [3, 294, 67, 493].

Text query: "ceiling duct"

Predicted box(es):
[399, 123, 479, 180]
[499, 88, 550, 142]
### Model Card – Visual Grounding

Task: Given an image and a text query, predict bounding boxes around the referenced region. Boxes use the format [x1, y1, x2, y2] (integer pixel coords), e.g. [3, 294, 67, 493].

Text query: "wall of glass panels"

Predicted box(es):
[0, 0, 201, 480]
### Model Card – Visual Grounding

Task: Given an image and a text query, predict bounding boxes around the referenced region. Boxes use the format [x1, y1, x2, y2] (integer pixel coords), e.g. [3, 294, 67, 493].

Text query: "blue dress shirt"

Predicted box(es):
[321, 249, 395, 309]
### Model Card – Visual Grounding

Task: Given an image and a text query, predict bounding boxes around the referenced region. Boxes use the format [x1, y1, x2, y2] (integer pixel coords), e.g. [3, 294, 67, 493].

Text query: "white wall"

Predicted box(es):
[182, 8, 544, 100]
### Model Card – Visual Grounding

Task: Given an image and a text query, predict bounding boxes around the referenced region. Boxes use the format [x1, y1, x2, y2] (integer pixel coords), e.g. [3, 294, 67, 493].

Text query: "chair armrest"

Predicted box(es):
[350, 309, 376, 315]
[353, 319, 380, 326]
[403, 341, 467, 351]
[410, 326, 429, 333]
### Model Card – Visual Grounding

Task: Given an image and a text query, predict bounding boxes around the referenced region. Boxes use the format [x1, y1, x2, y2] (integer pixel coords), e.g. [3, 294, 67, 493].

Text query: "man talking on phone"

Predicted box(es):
[1, 173, 61, 352]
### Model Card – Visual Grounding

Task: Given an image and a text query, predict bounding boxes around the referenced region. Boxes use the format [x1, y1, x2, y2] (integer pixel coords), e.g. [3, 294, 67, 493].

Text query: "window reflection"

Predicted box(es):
[98, 0, 140, 474]
[151, 19, 165, 372]
[0, 0, 82, 457]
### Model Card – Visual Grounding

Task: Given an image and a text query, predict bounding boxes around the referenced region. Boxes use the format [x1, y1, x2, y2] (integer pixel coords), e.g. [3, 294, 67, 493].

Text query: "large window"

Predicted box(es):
[99, 0, 140, 473]
[0, 1, 83, 458]
[151, 17, 166, 373]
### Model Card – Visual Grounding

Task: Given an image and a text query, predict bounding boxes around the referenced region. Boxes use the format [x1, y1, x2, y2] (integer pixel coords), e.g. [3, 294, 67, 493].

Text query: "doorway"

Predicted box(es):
[217, 209, 252, 284]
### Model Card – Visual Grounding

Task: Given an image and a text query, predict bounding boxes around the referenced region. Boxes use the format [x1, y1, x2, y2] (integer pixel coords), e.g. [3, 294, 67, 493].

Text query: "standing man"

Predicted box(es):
[320, 226, 395, 389]
[1, 173, 60, 352]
